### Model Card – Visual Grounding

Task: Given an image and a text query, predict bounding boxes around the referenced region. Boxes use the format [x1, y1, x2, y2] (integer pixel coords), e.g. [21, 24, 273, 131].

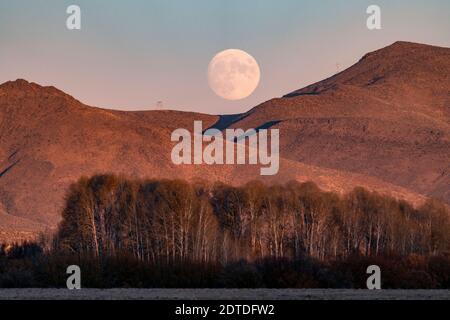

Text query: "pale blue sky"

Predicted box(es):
[1, 0, 449, 114]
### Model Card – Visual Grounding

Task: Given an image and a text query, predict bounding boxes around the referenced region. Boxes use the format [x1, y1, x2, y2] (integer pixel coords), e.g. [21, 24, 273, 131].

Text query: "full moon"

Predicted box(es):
[208, 49, 261, 100]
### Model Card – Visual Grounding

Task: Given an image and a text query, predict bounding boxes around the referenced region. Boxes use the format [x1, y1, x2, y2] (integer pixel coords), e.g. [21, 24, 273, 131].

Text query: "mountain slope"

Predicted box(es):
[0, 41, 449, 241]
[223, 41, 450, 203]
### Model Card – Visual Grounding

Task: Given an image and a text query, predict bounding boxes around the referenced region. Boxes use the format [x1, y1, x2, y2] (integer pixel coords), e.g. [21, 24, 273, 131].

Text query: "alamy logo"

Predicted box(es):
[66, 5, 81, 30]
[366, 265, 381, 290]
[66, 265, 81, 289]
[366, 5, 382, 30]
[171, 121, 279, 176]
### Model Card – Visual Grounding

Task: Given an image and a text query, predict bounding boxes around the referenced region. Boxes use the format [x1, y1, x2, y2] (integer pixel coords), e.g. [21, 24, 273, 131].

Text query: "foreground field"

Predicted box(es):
[0, 289, 449, 300]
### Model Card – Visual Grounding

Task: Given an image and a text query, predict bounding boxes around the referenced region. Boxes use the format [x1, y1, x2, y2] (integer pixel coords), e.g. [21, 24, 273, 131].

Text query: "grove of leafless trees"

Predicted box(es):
[56, 175, 450, 264]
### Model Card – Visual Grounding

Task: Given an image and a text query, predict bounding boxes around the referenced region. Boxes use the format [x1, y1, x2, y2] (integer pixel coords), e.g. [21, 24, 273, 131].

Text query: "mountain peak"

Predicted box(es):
[0, 79, 77, 102]
[360, 41, 447, 61]
[0, 79, 42, 91]
[284, 41, 449, 98]
[389, 40, 427, 47]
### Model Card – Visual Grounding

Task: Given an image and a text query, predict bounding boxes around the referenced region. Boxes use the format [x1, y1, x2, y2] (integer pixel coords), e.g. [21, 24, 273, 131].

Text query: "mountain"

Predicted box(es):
[0, 41, 449, 242]
[219, 41, 449, 203]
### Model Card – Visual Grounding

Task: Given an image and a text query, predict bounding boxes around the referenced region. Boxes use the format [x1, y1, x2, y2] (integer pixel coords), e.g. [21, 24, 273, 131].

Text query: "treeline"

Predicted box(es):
[56, 175, 450, 263]
[1, 175, 450, 289]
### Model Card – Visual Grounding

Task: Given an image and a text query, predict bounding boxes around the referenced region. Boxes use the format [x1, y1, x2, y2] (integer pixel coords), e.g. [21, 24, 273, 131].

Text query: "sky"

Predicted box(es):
[0, 0, 449, 114]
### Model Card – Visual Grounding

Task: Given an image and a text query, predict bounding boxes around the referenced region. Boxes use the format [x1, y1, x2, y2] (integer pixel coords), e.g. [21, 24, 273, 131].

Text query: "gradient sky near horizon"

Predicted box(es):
[1, 0, 449, 114]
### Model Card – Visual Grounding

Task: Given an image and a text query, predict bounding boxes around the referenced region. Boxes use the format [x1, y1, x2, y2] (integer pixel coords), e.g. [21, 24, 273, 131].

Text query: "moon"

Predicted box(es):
[208, 49, 261, 100]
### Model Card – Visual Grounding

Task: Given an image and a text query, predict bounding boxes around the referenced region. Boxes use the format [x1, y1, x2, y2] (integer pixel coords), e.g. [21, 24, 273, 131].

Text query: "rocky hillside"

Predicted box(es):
[0, 41, 448, 242]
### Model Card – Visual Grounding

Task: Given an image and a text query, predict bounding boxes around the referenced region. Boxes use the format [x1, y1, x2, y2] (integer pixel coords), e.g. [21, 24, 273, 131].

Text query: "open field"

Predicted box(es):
[0, 289, 448, 300]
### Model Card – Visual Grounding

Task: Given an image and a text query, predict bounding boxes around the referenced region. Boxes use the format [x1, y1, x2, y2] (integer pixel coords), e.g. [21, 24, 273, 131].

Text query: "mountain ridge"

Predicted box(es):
[0, 41, 449, 242]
